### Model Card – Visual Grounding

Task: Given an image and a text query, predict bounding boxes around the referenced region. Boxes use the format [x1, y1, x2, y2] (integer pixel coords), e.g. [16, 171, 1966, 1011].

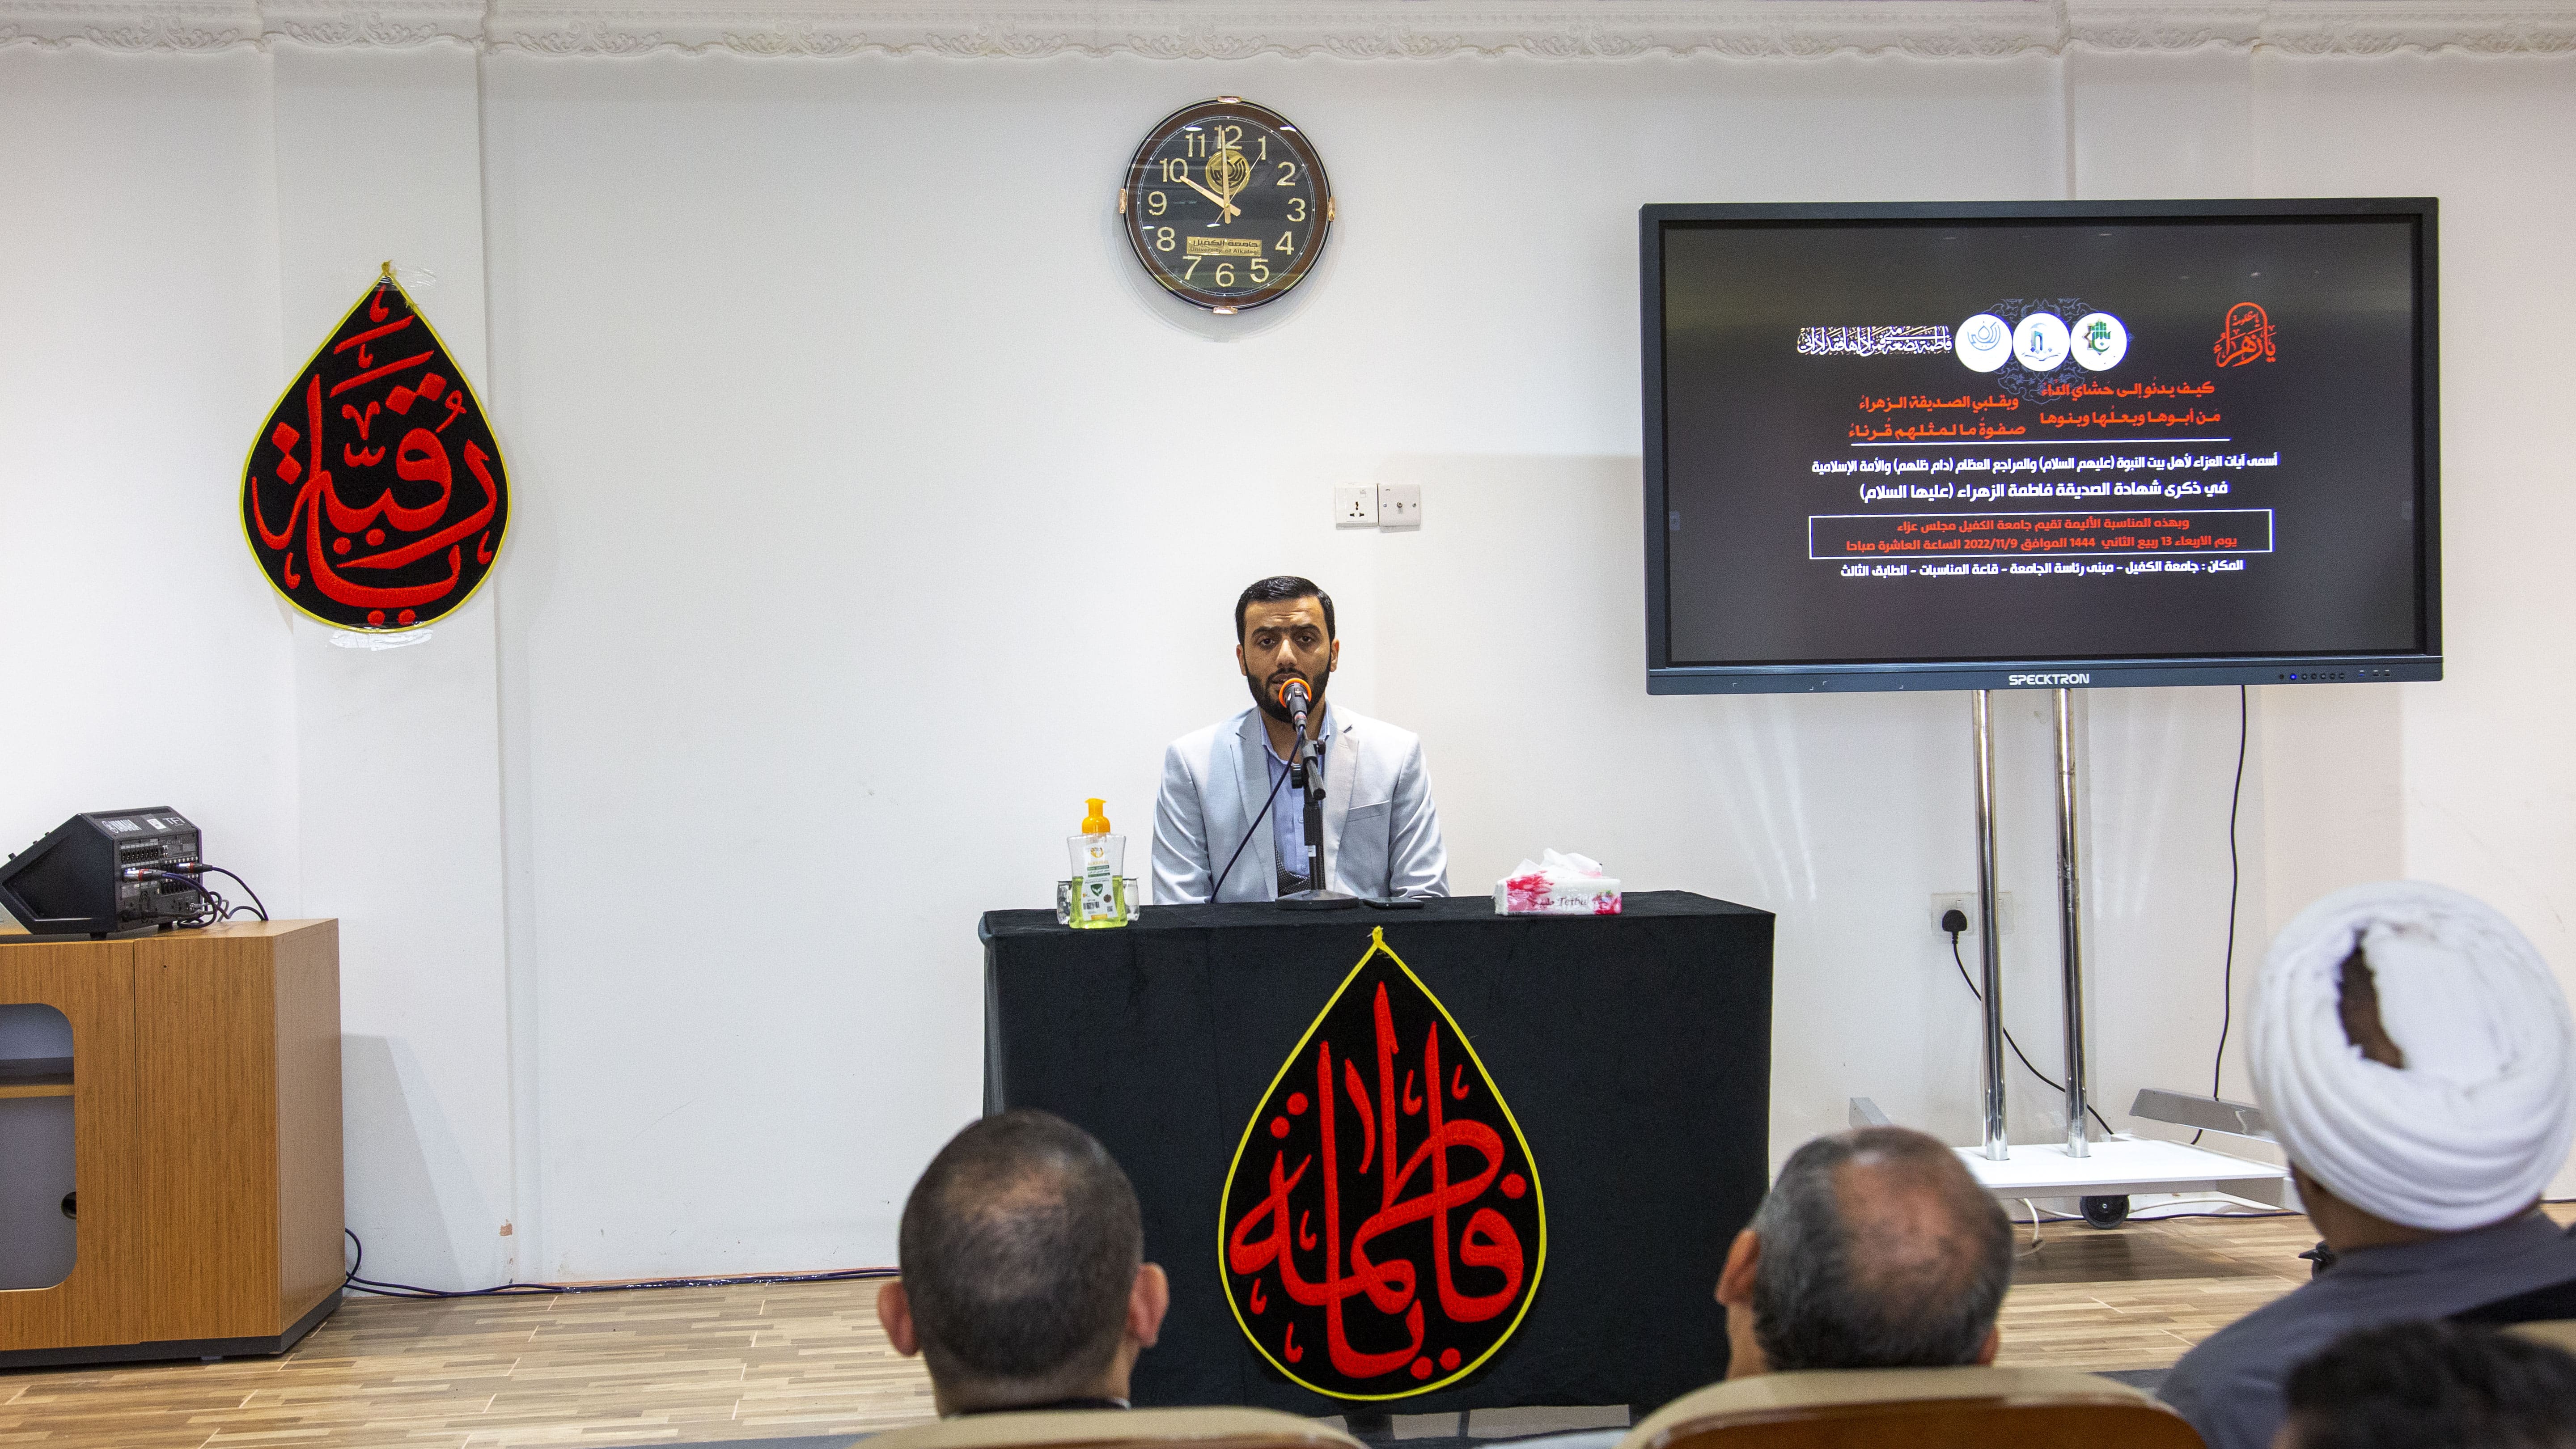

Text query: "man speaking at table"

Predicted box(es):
[1152, 576, 1449, 904]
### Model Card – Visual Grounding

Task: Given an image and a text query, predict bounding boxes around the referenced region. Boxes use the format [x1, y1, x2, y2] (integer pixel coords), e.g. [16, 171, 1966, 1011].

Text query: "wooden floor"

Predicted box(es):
[0, 1279, 933, 1449]
[9, 1208, 2565, 1448]
[1992, 1202, 2576, 1373]
[1991, 1206, 2321, 1371]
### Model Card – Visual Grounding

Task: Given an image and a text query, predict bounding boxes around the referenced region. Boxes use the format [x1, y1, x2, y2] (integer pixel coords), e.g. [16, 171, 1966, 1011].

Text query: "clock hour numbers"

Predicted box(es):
[1182, 126, 1251, 158]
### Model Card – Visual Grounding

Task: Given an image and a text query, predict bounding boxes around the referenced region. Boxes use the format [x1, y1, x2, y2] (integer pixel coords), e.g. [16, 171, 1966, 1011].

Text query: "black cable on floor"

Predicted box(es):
[341, 1229, 896, 1299]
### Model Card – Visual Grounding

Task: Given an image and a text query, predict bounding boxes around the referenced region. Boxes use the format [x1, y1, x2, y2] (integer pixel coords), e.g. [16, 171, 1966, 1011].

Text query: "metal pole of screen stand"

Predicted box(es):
[1971, 691, 2008, 1161]
[2055, 688, 2091, 1157]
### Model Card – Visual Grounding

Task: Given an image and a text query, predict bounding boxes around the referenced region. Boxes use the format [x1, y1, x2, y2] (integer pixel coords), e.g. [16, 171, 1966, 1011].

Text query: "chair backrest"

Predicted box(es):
[1615, 1365, 2205, 1449]
[2453, 1276, 2576, 1327]
[859, 1406, 1367, 1449]
[2505, 1319, 2576, 1357]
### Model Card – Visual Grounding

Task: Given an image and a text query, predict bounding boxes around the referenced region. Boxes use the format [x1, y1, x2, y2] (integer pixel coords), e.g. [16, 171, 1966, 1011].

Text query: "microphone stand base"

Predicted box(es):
[1276, 889, 1361, 911]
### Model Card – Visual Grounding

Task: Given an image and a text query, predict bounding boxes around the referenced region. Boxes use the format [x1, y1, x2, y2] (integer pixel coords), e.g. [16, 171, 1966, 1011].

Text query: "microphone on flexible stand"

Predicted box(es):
[1272, 675, 1356, 911]
[1203, 677, 1318, 903]
[1273, 677, 1320, 792]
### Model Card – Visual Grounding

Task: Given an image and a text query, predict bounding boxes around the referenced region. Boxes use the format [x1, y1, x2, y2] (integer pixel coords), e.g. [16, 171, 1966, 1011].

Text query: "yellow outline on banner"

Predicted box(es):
[1216, 924, 1548, 1401]
[236, 269, 511, 634]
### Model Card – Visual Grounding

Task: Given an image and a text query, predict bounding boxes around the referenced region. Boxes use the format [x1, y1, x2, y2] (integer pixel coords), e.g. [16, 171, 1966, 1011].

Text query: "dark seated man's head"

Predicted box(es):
[875, 1110, 1169, 1415]
[1714, 1126, 2013, 1378]
[2278, 1320, 2576, 1449]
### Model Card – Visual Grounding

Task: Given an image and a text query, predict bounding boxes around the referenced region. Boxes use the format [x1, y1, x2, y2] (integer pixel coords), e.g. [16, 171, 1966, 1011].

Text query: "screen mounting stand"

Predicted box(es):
[1969, 687, 2093, 1161]
[2049, 688, 2093, 1160]
[1952, 689, 2289, 1220]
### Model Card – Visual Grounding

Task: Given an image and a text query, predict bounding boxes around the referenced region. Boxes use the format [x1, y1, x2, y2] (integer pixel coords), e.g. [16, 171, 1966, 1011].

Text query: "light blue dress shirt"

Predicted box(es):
[1264, 708, 1333, 893]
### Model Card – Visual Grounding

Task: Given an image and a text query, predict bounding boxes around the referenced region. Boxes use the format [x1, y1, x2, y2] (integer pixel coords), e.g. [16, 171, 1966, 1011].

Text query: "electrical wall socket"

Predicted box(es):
[1931, 891, 2017, 937]
[1379, 482, 1423, 528]
[1335, 483, 1380, 528]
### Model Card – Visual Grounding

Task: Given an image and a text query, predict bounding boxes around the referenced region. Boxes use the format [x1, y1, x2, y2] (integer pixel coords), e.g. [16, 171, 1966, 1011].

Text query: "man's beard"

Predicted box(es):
[1247, 669, 1326, 726]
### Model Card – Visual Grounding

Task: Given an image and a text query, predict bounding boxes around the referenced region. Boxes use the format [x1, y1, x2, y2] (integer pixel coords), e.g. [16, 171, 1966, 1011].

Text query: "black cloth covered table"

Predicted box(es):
[979, 890, 1774, 1418]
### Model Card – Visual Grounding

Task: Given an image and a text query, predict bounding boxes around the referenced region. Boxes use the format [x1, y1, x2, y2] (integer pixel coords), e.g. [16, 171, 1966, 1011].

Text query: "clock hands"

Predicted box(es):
[1206, 147, 1252, 224]
[1174, 169, 1241, 223]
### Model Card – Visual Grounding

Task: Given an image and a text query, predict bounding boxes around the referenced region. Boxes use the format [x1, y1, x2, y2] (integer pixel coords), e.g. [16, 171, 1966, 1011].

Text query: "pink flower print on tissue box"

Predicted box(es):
[1494, 849, 1622, 915]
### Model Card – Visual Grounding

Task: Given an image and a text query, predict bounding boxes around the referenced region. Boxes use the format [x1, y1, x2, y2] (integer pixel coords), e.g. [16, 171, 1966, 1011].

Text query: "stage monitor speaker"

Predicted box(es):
[0, 809, 203, 941]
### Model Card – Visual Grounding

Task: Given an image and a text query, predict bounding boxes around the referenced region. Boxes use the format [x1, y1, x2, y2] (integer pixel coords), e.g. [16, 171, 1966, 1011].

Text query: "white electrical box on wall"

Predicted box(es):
[1380, 482, 1422, 528]
[1335, 484, 1379, 528]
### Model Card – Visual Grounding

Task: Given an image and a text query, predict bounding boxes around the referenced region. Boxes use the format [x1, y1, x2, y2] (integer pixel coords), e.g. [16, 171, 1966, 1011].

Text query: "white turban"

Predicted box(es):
[2252, 881, 2576, 1231]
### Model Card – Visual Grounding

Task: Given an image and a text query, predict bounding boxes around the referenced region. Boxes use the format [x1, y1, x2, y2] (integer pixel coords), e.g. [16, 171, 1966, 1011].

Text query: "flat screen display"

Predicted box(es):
[1642, 201, 2440, 694]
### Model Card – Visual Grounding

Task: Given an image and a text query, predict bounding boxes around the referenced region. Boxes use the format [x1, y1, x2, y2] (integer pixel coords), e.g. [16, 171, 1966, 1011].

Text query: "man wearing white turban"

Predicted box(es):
[2161, 882, 2576, 1449]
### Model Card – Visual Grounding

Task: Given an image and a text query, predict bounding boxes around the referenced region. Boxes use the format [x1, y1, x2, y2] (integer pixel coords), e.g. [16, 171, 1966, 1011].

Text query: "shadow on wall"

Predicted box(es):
[343, 1033, 506, 1291]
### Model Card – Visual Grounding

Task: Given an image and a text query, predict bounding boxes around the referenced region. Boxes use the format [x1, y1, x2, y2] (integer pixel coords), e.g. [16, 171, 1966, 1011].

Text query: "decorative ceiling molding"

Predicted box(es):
[2, 0, 2569, 57]
[270, 0, 480, 43]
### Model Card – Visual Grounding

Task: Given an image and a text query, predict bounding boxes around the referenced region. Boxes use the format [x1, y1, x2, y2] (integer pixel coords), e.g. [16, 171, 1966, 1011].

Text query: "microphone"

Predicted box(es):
[1274, 677, 1311, 732]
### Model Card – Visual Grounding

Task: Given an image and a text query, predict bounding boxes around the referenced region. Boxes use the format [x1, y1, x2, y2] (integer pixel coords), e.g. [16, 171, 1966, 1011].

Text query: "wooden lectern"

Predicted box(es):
[0, 920, 343, 1366]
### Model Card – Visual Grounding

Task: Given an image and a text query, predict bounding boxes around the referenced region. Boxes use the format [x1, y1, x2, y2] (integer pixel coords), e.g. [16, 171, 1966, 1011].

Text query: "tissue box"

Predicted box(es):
[1495, 871, 1623, 915]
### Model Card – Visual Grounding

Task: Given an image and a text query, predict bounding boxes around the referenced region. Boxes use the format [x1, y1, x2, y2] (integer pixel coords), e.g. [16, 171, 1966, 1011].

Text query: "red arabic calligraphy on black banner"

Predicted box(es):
[1220, 927, 1545, 1400]
[240, 274, 508, 631]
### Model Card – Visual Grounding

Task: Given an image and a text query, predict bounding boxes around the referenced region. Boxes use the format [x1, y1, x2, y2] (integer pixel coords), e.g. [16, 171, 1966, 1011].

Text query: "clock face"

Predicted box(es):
[1121, 99, 1333, 313]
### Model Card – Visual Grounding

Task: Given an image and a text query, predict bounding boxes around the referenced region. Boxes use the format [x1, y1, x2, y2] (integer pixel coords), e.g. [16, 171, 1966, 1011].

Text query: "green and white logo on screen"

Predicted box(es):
[2072, 311, 2129, 370]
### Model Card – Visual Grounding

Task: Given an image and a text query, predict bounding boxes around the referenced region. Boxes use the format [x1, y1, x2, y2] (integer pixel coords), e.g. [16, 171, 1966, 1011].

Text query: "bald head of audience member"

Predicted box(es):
[1714, 1126, 2014, 1378]
[876, 1111, 1169, 1415]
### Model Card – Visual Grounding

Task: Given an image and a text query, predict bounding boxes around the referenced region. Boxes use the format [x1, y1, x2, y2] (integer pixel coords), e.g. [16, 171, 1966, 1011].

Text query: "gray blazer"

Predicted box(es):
[1151, 705, 1449, 904]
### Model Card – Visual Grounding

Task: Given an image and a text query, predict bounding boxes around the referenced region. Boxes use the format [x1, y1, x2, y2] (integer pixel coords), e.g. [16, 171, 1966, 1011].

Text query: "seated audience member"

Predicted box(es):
[2276, 1320, 2576, 1449]
[1715, 1125, 2016, 1376]
[875, 1110, 1169, 1415]
[2163, 883, 2576, 1449]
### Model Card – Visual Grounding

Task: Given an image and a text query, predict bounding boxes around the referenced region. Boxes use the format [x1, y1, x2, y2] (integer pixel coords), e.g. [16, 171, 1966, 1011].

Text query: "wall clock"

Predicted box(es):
[1119, 98, 1334, 314]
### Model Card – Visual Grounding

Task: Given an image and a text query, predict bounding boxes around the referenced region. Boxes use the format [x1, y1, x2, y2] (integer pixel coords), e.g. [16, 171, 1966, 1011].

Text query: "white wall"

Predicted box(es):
[4, 29, 2571, 1283]
[2254, 51, 2576, 966]
[0, 48, 297, 927]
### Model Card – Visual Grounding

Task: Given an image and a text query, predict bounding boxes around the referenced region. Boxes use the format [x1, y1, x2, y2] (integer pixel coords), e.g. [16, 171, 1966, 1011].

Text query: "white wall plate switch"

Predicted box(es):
[1379, 482, 1422, 529]
[1931, 891, 2015, 936]
[1335, 483, 1380, 528]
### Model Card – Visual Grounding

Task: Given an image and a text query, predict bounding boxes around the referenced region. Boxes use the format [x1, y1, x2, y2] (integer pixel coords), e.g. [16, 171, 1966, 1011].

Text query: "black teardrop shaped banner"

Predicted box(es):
[1221, 926, 1545, 1400]
[239, 274, 508, 631]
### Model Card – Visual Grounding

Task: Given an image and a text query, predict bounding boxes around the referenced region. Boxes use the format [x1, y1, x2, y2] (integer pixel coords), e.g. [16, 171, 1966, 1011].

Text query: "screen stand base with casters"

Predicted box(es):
[1957, 1135, 2290, 1211]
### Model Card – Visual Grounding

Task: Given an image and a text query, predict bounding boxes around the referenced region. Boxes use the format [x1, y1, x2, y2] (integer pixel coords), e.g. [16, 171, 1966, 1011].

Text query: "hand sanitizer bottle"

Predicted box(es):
[1067, 798, 1128, 928]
